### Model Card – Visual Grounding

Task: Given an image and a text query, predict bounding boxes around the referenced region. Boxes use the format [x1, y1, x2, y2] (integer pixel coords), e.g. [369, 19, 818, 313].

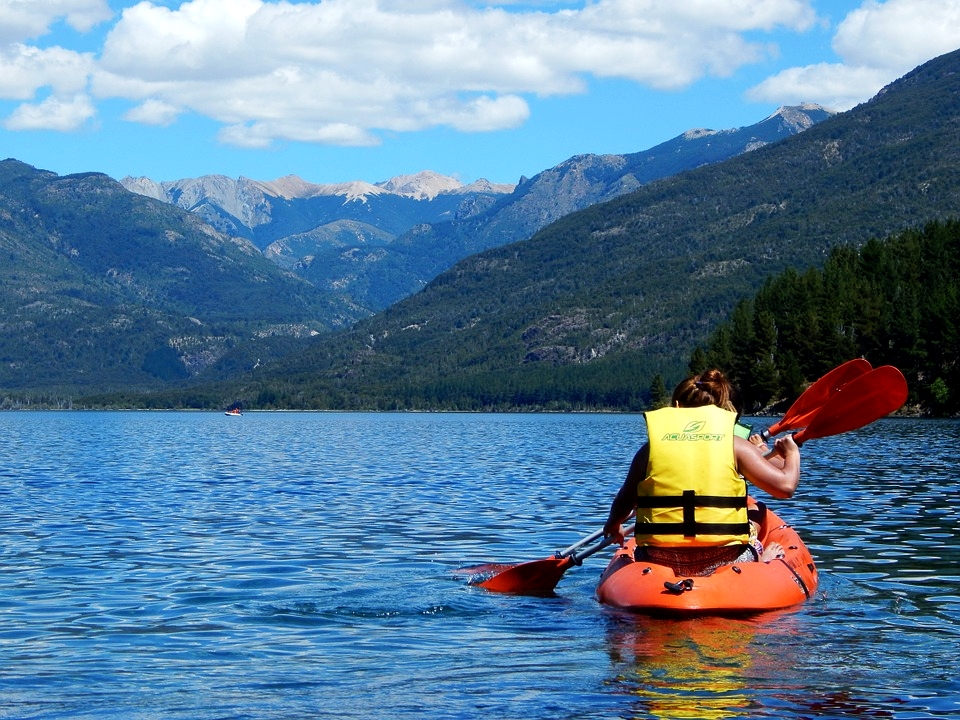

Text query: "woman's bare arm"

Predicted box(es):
[602, 444, 649, 544]
[735, 435, 800, 499]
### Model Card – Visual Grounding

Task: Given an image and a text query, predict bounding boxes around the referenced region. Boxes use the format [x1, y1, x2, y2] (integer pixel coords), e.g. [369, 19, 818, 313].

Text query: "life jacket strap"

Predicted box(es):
[636, 489, 748, 538]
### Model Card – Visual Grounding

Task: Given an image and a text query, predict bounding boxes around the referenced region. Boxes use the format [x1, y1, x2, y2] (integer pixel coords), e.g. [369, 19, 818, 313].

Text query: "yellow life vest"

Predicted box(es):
[636, 405, 749, 547]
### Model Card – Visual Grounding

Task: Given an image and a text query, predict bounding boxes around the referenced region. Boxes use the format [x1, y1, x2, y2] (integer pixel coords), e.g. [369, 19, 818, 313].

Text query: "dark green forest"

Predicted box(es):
[695, 219, 960, 416]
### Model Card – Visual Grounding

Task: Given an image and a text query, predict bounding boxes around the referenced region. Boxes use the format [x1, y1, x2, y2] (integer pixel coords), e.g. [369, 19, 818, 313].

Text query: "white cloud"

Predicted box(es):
[123, 98, 182, 126]
[0, 0, 112, 44]
[833, 0, 960, 69]
[747, 62, 892, 110]
[0, 1, 108, 131]
[218, 121, 379, 149]
[748, 0, 960, 110]
[0, 43, 95, 99]
[88, 0, 820, 147]
[433, 94, 531, 132]
[3, 93, 96, 131]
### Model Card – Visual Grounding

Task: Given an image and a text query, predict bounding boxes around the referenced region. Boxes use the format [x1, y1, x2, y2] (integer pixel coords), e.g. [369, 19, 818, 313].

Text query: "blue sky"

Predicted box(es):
[2, 0, 959, 187]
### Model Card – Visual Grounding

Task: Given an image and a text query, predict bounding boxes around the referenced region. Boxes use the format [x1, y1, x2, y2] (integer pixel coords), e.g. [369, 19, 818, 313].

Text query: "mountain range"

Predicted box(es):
[198, 48, 960, 411]
[120, 170, 514, 252]
[121, 104, 832, 313]
[8, 41, 960, 409]
[0, 98, 833, 401]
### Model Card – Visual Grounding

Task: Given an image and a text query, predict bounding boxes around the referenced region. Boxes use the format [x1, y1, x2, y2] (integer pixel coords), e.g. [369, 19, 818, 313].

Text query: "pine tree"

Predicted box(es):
[649, 373, 669, 409]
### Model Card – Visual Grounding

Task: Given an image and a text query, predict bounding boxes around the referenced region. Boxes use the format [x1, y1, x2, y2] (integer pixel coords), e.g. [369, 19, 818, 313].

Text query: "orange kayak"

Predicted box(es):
[596, 502, 818, 615]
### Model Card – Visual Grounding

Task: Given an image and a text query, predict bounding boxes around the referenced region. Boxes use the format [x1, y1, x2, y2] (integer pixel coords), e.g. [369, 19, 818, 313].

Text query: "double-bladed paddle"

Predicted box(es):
[762, 364, 908, 458]
[759, 358, 872, 440]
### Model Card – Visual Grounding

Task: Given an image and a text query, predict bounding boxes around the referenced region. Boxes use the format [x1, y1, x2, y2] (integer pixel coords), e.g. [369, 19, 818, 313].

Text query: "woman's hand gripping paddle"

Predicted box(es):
[760, 358, 872, 440]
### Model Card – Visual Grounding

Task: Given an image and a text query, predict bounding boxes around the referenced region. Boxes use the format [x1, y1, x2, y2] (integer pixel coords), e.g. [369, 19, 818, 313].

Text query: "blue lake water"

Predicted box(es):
[0, 411, 957, 719]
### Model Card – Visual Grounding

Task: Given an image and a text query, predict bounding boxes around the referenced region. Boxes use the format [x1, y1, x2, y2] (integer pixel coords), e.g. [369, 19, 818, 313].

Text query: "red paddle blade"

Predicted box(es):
[766, 358, 872, 436]
[794, 365, 908, 445]
[475, 556, 573, 595]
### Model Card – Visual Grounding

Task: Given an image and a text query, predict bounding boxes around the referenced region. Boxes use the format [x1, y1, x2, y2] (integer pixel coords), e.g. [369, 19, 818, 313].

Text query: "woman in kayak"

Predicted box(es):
[602, 369, 800, 576]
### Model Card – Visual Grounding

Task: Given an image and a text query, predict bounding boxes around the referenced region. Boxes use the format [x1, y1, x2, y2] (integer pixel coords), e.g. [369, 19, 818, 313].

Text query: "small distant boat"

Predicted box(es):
[224, 407, 243, 417]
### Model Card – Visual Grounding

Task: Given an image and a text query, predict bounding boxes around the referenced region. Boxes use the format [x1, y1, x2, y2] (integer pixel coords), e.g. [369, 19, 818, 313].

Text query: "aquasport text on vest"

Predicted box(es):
[660, 419, 726, 442]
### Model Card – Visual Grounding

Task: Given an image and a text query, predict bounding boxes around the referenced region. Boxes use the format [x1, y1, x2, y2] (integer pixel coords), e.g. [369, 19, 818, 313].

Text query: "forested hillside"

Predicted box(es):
[0, 161, 361, 400]
[698, 220, 960, 416]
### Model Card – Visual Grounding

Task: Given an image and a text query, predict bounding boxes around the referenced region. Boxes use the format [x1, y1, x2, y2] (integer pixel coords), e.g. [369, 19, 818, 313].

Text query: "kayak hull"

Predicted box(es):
[596, 502, 817, 616]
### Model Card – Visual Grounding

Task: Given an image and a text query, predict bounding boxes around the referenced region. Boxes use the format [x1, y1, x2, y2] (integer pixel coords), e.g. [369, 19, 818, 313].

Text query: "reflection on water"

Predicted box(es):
[802, 419, 960, 630]
[604, 614, 760, 719]
[601, 606, 943, 720]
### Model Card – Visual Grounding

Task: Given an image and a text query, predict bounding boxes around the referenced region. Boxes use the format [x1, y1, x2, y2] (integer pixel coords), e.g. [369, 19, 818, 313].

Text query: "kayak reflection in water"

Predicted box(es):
[602, 369, 800, 577]
[604, 614, 757, 720]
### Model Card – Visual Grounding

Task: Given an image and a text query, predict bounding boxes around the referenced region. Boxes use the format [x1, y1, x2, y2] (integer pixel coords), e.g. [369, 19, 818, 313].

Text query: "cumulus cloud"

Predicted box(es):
[747, 62, 892, 111]
[3, 93, 96, 131]
[0, 0, 112, 44]
[89, 0, 817, 147]
[0, 43, 95, 99]
[218, 120, 379, 149]
[123, 98, 182, 126]
[748, 0, 960, 110]
[0, 1, 109, 131]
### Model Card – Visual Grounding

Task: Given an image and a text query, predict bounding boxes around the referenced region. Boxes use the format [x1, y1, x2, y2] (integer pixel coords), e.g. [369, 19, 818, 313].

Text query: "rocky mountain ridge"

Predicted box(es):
[124, 168, 512, 206]
[120, 170, 515, 248]
[124, 104, 832, 315]
[0, 159, 364, 397]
